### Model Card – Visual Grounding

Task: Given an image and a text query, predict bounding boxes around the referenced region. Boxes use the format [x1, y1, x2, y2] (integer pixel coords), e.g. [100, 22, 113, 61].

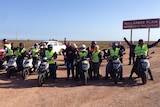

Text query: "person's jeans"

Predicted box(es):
[66, 61, 74, 78]
[49, 64, 57, 79]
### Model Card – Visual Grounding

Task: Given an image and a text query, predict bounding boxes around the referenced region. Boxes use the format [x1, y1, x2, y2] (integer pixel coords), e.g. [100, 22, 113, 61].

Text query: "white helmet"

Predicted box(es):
[80, 44, 86, 51]
[71, 43, 77, 49]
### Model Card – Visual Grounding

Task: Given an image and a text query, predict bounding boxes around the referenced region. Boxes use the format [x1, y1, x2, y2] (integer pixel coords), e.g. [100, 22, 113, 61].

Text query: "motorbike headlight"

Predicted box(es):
[141, 62, 148, 69]
[24, 61, 29, 65]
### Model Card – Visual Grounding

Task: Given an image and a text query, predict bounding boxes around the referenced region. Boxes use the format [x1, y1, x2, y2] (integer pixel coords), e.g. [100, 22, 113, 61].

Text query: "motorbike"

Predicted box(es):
[81, 57, 90, 85]
[136, 52, 154, 84]
[37, 57, 50, 87]
[22, 54, 41, 79]
[108, 56, 122, 84]
[6, 55, 18, 78]
[0, 48, 6, 69]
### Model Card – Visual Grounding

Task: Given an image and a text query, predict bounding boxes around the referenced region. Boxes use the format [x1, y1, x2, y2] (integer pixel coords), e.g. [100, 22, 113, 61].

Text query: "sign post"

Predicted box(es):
[123, 18, 160, 54]
[123, 18, 160, 41]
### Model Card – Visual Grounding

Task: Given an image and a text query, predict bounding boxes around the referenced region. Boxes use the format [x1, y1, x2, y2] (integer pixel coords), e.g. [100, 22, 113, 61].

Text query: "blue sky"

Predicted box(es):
[0, 0, 160, 41]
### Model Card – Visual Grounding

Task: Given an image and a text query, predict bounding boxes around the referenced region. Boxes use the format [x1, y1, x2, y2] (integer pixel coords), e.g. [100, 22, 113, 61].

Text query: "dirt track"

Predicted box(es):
[0, 48, 160, 107]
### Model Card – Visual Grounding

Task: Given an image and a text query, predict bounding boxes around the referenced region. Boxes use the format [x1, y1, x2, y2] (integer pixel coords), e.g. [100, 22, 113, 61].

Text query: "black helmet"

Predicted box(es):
[48, 44, 53, 49]
[2, 39, 7, 43]
[138, 39, 144, 43]
[112, 42, 118, 47]
[34, 43, 39, 47]
[19, 42, 24, 47]
[91, 41, 97, 45]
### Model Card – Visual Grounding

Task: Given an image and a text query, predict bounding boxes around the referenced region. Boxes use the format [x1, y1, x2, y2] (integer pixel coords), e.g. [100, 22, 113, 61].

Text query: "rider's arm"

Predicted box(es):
[53, 52, 57, 59]
[124, 37, 132, 46]
[119, 50, 123, 57]
[148, 39, 160, 48]
[98, 52, 102, 63]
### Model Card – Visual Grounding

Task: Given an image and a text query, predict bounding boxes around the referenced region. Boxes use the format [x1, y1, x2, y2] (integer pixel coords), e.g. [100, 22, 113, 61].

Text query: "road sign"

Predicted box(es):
[123, 18, 160, 29]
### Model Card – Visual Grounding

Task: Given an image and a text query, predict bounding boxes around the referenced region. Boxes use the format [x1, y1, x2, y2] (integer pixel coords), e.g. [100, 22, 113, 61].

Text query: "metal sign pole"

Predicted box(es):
[130, 29, 133, 42]
[148, 28, 150, 44]
[147, 28, 150, 55]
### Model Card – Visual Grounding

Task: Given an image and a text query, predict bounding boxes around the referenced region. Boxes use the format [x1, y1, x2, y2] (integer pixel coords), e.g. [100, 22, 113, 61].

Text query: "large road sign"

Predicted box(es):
[123, 18, 160, 29]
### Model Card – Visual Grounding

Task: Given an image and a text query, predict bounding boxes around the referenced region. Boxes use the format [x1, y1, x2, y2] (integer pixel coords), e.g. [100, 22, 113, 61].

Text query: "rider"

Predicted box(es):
[124, 37, 160, 80]
[15, 43, 27, 71]
[2, 39, 13, 62]
[45, 44, 57, 80]
[40, 42, 47, 58]
[75, 44, 88, 81]
[31, 43, 40, 71]
[105, 42, 123, 80]
[91, 45, 102, 79]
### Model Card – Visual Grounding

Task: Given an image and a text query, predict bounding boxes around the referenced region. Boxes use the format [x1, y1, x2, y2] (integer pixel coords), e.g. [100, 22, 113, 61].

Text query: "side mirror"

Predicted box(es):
[150, 51, 155, 54]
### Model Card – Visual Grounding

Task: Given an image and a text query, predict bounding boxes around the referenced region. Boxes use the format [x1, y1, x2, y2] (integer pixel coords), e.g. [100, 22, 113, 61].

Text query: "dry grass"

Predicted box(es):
[0, 40, 159, 51]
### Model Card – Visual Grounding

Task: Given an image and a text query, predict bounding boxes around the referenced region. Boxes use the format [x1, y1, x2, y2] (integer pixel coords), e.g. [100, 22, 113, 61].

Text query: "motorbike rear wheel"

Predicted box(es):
[6, 68, 12, 78]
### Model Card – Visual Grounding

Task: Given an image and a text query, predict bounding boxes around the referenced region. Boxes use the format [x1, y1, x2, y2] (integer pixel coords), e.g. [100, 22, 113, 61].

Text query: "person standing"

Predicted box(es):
[91, 45, 102, 79]
[87, 41, 97, 79]
[65, 43, 78, 80]
[118, 41, 125, 63]
[124, 39, 136, 65]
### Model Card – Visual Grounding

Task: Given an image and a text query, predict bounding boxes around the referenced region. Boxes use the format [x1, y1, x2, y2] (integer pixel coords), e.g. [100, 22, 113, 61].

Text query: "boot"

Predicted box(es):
[148, 68, 154, 80]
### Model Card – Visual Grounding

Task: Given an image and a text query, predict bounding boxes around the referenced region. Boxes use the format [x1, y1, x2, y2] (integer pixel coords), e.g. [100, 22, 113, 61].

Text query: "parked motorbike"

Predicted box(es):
[22, 55, 33, 79]
[81, 57, 90, 85]
[0, 48, 6, 69]
[136, 52, 154, 84]
[108, 56, 122, 84]
[6, 55, 17, 78]
[37, 57, 50, 87]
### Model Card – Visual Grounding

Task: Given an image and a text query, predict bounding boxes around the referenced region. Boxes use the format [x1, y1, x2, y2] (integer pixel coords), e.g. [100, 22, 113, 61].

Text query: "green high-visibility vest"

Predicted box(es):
[109, 48, 119, 57]
[16, 48, 26, 57]
[32, 48, 39, 57]
[4, 43, 11, 49]
[92, 50, 101, 63]
[45, 50, 56, 64]
[135, 44, 148, 56]
[5, 49, 13, 56]
[79, 51, 87, 58]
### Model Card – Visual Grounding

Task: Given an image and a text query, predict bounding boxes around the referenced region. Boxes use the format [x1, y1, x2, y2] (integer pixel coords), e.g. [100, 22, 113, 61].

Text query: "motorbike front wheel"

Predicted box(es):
[22, 68, 30, 79]
[38, 73, 45, 87]
[6, 68, 12, 78]
[141, 70, 148, 84]
[83, 71, 88, 85]
[110, 70, 118, 84]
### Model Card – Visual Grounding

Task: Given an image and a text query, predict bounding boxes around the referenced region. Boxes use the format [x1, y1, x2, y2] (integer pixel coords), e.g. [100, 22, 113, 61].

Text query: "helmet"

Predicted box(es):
[71, 43, 77, 49]
[19, 42, 24, 47]
[80, 44, 86, 51]
[91, 41, 97, 46]
[112, 42, 118, 48]
[138, 39, 144, 44]
[34, 43, 39, 47]
[2, 39, 7, 43]
[48, 44, 53, 49]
